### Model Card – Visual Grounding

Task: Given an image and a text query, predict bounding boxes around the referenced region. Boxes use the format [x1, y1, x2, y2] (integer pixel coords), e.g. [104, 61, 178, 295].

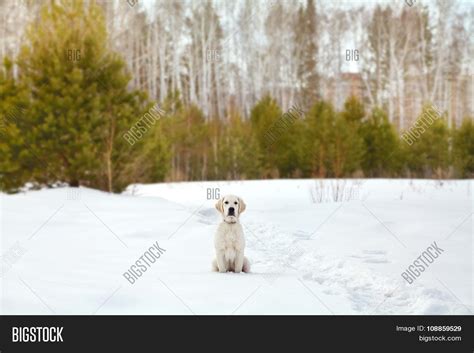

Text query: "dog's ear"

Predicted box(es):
[215, 198, 224, 214]
[238, 197, 246, 213]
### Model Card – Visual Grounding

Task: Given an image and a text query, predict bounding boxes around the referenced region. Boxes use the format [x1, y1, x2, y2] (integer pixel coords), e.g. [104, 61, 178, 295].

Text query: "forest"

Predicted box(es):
[0, 0, 473, 192]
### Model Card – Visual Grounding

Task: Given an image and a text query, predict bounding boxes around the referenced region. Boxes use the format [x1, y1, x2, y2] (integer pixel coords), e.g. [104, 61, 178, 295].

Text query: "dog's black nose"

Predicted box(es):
[228, 207, 235, 214]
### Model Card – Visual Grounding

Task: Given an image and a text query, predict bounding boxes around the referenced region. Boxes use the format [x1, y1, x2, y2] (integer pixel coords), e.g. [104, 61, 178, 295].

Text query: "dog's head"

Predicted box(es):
[215, 194, 246, 223]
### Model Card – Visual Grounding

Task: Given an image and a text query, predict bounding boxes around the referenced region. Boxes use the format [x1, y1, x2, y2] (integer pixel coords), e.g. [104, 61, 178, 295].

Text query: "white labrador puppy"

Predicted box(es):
[212, 195, 250, 273]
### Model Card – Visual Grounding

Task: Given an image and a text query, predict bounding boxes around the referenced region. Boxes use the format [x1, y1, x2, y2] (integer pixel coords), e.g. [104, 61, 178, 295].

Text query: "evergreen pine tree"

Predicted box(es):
[303, 101, 335, 177]
[361, 108, 401, 177]
[452, 119, 473, 178]
[331, 114, 364, 177]
[403, 107, 450, 178]
[250, 95, 282, 177]
[332, 96, 365, 177]
[212, 110, 261, 180]
[0, 58, 29, 191]
[342, 95, 365, 123]
[16, 0, 151, 191]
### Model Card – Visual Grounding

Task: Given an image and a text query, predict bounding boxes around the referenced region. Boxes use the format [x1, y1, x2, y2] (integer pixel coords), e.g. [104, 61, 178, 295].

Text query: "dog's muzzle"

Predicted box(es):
[224, 215, 237, 224]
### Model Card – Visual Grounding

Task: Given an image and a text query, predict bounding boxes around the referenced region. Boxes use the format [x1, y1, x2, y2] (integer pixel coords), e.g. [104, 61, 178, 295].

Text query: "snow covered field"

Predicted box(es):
[1, 179, 472, 315]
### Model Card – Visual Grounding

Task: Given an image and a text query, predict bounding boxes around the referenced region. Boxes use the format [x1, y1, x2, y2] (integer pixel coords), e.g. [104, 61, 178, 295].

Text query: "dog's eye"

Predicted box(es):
[234, 202, 238, 205]
[224, 201, 229, 204]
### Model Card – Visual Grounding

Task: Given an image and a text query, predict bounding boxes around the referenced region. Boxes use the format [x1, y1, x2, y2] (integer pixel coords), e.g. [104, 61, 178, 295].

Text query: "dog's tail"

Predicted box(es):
[243, 257, 251, 273]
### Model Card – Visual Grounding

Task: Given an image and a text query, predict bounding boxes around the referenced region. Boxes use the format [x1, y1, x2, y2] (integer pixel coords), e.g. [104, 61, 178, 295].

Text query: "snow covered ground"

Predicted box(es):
[1, 179, 472, 315]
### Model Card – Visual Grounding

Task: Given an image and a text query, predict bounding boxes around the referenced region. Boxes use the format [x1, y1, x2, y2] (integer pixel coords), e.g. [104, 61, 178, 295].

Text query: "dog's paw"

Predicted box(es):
[211, 259, 219, 272]
[243, 257, 251, 273]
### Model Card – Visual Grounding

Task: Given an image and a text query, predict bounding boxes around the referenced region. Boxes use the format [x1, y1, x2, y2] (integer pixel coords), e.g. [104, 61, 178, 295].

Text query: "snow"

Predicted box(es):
[1, 179, 472, 315]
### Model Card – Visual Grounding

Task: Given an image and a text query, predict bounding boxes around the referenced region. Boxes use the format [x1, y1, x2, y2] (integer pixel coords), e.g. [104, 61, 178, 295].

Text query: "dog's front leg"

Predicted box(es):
[234, 252, 244, 273]
[216, 253, 227, 273]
